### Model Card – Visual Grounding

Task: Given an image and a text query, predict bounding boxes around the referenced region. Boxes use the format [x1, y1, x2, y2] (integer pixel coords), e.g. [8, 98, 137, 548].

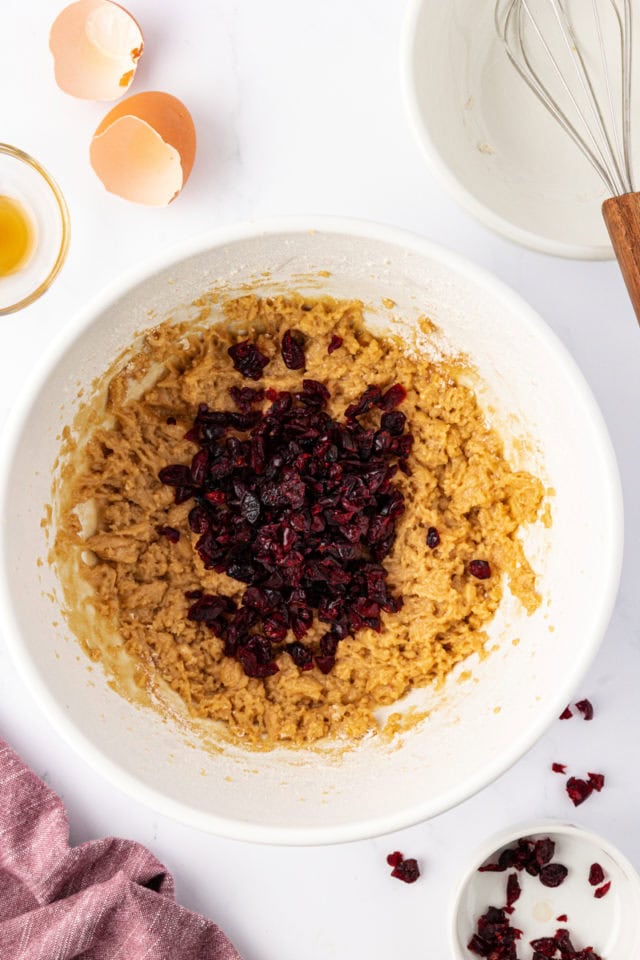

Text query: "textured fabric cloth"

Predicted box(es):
[0, 739, 243, 960]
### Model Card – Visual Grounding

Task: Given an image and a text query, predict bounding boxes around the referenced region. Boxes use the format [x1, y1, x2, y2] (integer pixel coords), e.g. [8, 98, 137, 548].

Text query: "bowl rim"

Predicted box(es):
[448, 819, 640, 959]
[0, 215, 624, 845]
[400, 0, 615, 262]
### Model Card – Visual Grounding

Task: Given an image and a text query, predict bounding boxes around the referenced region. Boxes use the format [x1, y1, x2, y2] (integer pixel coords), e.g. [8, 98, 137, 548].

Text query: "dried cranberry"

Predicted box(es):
[551, 762, 567, 774]
[535, 837, 555, 866]
[228, 385, 265, 412]
[556, 914, 568, 922]
[469, 559, 491, 579]
[381, 411, 406, 436]
[378, 383, 407, 411]
[467, 934, 492, 957]
[468, 906, 522, 958]
[386, 850, 420, 884]
[479, 847, 517, 873]
[315, 654, 336, 675]
[588, 772, 605, 792]
[566, 777, 593, 807]
[345, 385, 383, 419]
[539, 863, 568, 888]
[328, 334, 343, 354]
[228, 340, 270, 380]
[158, 464, 192, 487]
[594, 881, 611, 899]
[159, 373, 410, 679]
[166, 415, 177, 425]
[426, 526, 440, 549]
[281, 329, 306, 370]
[559, 705, 573, 720]
[575, 698, 594, 720]
[530, 937, 557, 956]
[589, 863, 605, 886]
[505, 873, 521, 912]
[156, 525, 180, 543]
[286, 642, 313, 671]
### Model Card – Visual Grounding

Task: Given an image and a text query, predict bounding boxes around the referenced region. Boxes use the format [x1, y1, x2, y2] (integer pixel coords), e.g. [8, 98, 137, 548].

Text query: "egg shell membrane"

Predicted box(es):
[50, 0, 143, 101]
[90, 115, 184, 206]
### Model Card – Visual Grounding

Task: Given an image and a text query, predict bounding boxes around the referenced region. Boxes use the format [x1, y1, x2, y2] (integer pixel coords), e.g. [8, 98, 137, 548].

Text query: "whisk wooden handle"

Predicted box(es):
[602, 193, 640, 326]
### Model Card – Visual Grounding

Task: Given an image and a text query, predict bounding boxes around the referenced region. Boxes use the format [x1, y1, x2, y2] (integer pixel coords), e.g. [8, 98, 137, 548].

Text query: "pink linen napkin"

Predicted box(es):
[0, 738, 243, 960]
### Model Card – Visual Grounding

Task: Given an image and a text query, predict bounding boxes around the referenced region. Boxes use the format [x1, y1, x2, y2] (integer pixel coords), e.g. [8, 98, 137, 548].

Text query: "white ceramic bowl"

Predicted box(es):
[402, 0, 625, 259]
[451, 821, 640, 959]
[0, 218, 623, 844]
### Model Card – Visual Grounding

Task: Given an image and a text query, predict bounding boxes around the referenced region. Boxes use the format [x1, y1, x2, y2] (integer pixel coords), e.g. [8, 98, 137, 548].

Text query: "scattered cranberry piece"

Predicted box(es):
[156, 525, 180, 543]
[391, 858, 420, 884]
[575, 698, 594, 720]
[505, 873, 521, 913]
[166, 416, 177, 425]
[327, 334, 343, 354]
[589, 863, 605, 886]
[227, 340, 270, 380]
[551, 762, 567, 774]
[566, 777, 593, 807]
[588, 772, 605, 792]
[426, 526, 440, 549]
[559, 705, 573, 720]
[556, 914, 568, 922]
[281, 329, 306, 370]
[539, 863, 568, 888]
[469, 559, 491, 580]
[386, 851, 420, 883]
[594, 881, 611, 899]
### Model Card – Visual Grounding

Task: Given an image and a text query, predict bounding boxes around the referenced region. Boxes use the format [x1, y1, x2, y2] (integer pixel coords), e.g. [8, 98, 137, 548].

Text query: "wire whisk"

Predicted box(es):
[495, 0, 640, 324]
[496, 0, 634, 196]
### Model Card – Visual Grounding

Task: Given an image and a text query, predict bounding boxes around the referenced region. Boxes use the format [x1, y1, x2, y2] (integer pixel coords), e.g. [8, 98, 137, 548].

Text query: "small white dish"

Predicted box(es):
[401, 0, 628, 260]
[451, 821, 640, 959]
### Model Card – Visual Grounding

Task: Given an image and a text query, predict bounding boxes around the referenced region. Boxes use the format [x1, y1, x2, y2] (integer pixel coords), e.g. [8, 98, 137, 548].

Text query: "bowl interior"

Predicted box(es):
[0, 225, 621, 843]
[404, 0, 640, 258]
[452, 823, 640, 960]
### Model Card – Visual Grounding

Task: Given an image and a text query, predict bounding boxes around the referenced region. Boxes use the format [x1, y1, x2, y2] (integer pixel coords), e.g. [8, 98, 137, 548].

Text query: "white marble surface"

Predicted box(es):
[1, 2, 640, 958]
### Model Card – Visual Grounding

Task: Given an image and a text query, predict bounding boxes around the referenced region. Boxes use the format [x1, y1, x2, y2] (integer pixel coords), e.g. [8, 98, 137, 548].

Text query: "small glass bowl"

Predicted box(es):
[451, 820, 640, 960]
[0, 144, 70, 315]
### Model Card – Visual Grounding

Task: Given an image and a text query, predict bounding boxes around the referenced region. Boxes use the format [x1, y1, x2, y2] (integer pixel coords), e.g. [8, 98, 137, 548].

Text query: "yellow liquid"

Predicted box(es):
[0, 195, 36, 277]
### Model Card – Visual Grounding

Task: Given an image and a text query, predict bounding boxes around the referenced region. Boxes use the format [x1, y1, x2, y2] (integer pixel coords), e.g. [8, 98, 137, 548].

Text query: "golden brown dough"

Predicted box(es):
[53, 294, 544, 746]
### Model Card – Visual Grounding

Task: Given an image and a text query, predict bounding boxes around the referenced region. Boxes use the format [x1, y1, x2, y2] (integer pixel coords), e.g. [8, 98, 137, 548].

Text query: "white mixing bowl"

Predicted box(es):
[0, 219, 623, 844]
[402, 0, 623, 259]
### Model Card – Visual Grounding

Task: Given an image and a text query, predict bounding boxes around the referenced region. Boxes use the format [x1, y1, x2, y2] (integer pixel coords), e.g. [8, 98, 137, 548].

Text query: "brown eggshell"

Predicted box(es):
[50, 0, 144, 101]
[90, 92, 197, 205]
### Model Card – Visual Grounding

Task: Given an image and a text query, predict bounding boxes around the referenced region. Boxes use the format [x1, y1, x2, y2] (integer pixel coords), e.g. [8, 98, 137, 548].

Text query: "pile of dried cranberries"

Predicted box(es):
[159, 332, 412, 679]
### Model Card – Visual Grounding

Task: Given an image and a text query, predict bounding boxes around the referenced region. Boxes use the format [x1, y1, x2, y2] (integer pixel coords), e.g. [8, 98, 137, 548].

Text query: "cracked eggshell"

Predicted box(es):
[89, 91, 197, 206]
[50, 0, 143, 101]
